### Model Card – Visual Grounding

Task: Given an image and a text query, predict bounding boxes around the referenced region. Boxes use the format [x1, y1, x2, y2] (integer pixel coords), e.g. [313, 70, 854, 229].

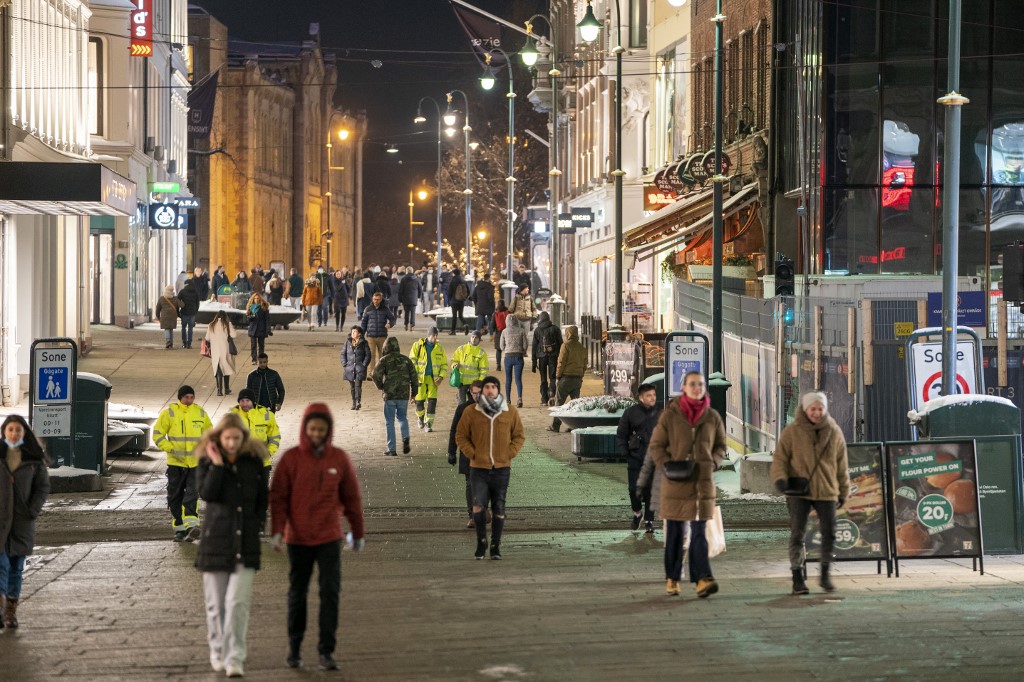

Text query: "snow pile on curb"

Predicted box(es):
[549, 396, 637, 416]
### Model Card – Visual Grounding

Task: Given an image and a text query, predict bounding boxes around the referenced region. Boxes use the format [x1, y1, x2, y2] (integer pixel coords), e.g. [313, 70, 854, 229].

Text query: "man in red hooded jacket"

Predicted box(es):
[270, 403, 365, 671]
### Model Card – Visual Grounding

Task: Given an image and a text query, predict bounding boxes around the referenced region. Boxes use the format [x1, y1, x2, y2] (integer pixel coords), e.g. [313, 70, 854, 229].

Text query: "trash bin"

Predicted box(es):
[911, 395, 1024, 554]
[47, 372, 111, 474]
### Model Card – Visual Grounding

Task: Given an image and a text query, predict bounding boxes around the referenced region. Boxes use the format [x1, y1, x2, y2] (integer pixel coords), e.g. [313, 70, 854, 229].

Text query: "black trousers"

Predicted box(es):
[471, 467, 510, 545]
[287, 540, 342, 655]
[348, 380, 363, 406]
[627, 462, 653, 520]
[403, 305, 416, 328]
[537, 356, 556, 403]
[550, 376, 583, 431]
[451, 302, 466, 330]
[250, 335, 265, 361]
[333, 300, 347, 330]
[787, 497, 837, 569]
[166, 465, 198, 528]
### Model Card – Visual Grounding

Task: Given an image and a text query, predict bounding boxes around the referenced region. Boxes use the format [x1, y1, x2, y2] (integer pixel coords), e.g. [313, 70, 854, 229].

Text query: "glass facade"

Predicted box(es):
[817, 0, 1024, 279]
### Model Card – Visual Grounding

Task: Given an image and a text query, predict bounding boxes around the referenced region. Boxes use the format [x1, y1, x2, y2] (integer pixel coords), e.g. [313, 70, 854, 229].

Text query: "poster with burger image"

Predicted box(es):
[804, 444, 888, 561]
[885, 440, 982, 560]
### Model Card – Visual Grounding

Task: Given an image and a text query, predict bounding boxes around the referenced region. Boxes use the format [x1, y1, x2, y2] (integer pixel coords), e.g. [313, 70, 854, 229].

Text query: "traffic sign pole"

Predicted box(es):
[29, 338, 78, 466]
[664, 331, 710, 408]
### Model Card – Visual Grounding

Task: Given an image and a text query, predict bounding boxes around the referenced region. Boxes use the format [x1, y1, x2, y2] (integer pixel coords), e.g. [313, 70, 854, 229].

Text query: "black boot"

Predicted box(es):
[820, 563, 835, 592]
[792, 568, 809, 595]
[224, 375, 232, 395]
[216, 375, 223, 396]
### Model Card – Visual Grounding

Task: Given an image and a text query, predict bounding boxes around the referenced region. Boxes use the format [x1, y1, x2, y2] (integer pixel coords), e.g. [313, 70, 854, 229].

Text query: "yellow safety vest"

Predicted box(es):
[229, 405, 281, 466]
[453, 343, 489, 384]
[410, 339, 449, 383]
[153, 402, 212, 468]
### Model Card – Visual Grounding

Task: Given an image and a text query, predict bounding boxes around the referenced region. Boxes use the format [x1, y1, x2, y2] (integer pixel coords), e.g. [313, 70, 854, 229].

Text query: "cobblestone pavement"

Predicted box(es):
[5, 323, 1024, 679]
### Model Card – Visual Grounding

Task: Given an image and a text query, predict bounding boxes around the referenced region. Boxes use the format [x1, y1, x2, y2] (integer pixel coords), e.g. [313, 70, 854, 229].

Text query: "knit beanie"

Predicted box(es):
[237, 389, 256, 404]
[178, 385, 195, 400]
[801, 391, 828, 411]
[481, 375, 501, 391]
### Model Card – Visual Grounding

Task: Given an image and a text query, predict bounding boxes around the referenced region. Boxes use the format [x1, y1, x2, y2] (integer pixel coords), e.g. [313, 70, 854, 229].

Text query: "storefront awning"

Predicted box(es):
[0, 162, 136, 217]
[627, 183, 759, 261]
[624, 185, 715, 249]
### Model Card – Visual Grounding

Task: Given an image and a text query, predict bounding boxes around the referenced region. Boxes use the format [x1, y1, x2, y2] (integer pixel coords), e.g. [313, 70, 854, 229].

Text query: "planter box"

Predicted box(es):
[687, 264, 756, 282]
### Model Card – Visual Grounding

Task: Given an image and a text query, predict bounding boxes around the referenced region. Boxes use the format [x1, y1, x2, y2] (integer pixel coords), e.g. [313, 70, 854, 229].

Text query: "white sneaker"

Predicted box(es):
[226, 663, 244, 677]
[210, 656, 224, 672]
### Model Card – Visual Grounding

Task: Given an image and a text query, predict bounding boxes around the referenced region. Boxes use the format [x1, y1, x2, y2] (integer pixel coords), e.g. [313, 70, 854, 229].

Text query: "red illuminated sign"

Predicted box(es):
[130, 0, 152, 57]
[643, 183, 677, 212]
[881, 165, 915, 210]
[858, 247, 907, 265]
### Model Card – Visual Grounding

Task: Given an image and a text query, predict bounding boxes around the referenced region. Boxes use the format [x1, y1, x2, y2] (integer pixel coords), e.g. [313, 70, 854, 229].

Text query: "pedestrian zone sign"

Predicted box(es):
[34, 348, 73, 404]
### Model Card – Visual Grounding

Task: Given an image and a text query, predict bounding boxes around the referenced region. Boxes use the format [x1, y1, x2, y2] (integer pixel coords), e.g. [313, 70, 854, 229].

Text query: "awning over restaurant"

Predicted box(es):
[0, 162, 136, 217]
[625, 183, 759, 261]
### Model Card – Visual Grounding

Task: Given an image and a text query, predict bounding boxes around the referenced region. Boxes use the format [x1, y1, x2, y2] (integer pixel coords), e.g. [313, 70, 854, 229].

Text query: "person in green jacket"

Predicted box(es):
[372, 337, 420, 456]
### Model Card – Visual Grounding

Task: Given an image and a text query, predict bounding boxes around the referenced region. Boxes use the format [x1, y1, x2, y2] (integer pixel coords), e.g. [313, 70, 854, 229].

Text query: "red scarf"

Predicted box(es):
[679, 394, 710, 426]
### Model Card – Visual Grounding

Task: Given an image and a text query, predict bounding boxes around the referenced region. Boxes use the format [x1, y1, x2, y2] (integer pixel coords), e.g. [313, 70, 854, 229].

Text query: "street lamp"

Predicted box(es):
[324, 114, 351, 271]
[414, 97, 445, 296]
[522, 14, 561, 296]
[409, 187, 428, 267]
[446, 89, 474, 276]
[477, 228, 493, 272]
[579, 1, 626, 327]
[479, 48, 517, 283]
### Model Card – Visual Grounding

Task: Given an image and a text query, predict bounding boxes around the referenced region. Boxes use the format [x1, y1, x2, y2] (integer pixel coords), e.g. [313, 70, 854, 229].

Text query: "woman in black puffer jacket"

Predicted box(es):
[194, 412, 269, 676]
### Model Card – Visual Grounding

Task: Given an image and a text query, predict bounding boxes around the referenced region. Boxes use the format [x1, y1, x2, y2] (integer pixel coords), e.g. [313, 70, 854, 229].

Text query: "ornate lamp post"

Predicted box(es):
[445, 90, 474, 276]
[414, 97, 445, 294]
[479, 48, 517, 280]
[324, 115, 350, 271]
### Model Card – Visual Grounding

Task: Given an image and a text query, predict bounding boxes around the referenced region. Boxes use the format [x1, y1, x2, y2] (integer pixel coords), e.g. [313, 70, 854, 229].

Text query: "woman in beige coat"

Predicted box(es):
[155, 285, 182, 349]
[648, 371, 727, 598]
[205, 311, 238, 396]
[771, 391, 849, 595]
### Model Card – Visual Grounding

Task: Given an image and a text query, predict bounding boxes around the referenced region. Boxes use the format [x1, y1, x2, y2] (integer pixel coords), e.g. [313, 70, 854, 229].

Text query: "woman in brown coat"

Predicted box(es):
[648, 371, 727, 598]
[155, 285, 182, 349]
[771, 391, 849, 595]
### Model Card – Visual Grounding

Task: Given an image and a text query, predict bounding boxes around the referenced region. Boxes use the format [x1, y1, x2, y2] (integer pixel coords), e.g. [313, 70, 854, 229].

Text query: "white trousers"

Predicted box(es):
[203, 565, 256, 669]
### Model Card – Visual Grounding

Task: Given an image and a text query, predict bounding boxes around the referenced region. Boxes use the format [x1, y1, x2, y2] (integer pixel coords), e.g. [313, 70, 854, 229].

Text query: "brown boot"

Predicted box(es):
[5, 596, 18, 628]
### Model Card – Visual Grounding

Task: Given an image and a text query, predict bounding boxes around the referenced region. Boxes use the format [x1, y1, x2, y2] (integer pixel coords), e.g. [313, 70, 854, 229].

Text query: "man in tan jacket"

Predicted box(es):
[456, 375, 526, 560]
[548, 326, 588, 432]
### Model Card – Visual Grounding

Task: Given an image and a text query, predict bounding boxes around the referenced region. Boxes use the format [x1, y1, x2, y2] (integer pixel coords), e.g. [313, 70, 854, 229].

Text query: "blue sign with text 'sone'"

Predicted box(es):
[926, 291, 986, 328]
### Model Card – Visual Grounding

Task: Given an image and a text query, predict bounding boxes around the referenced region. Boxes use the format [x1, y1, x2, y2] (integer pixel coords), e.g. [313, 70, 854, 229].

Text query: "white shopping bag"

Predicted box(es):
[706, 505, 726, 558]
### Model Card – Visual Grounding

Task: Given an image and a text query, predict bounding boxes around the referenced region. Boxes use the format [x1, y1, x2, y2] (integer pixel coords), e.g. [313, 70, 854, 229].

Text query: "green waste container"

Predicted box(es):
[48, 372, 111, 474]
[913, 397, 1023, 554]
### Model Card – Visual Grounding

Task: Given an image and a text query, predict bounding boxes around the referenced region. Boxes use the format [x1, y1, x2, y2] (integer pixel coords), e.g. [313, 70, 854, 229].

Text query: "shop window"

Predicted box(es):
[933, 189, 990, 278]
[88, 38, 104, 137]
[755, 21, 769, 130]
[827, 0, 877, 64]
[880, 187, 934, 274]
[825, 64, 880, 186]
[823, 188, 879, 275]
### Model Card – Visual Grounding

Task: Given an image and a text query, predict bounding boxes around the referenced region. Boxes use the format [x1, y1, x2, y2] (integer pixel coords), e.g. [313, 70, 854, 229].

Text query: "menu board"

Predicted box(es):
[804, 443, 888, 562]
[885, 440, 983, 561]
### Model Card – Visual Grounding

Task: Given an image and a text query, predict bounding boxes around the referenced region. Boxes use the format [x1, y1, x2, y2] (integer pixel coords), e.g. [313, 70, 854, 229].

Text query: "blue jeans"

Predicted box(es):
[180, 314, 196, 346]
[383, 399, 410, 452]
[664, 520, 711, 583]
[475, 312, 492, 334]
[503, 355, 524, 401]
[318, 299, 332, 326]
[0, 550, 27, 599]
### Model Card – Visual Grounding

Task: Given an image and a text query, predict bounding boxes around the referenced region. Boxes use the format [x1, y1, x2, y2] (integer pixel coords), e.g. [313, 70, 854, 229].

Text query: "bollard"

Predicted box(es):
[547, 294, 566, 327]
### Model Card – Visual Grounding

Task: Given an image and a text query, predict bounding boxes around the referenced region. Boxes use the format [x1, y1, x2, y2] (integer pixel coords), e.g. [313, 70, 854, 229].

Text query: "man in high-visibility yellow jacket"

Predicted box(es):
[409, 326, 448, 432]
[452, 330, 489, 403]
[153, 385, 212, 541]
[230, 388, 281, 469]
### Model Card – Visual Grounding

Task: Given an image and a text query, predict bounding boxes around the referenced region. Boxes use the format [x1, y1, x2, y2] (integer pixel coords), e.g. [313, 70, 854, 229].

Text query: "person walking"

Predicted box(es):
[509, 284, 538, 333]
[648, 371, 727, 598]
[409, 327, 449, 432]
[212, 265, 229, 296]
[246, 353, 286, 413]
[447, 380, 484, 528]
[492, 299, 509, 365]
[232, 271, 252, 294]
[331, 270, 350, 332]
[314, 267, 332, 328]
[470, 273, 495, 334]
[372, 336, 419, 456]
[205, 311, 238, 396]
[178, 279, 201, 349]
[512, 264, 530, 291]
[548, 325, 587, 433]
[340, 326, 371, 410]
[438, 267, 453, 306]
[286, 268, 304, 310]
[247, 269, 265, 296]
[398, 267, 422, 331]
[0, 415, 50, 629]
[301, 276, 322, 331]
[229, 389, 281, 471]
[156, 285, 182, 349]
[531, 311, 563, 406]
[499, 316, 528, 408]
[387, 272, 401, 319]
[617, 383, 660, 533]
[452, 331, 489, 403]
[447, 269, 471, 335]
[355, 271, 374, 319]
[266, 272, 285, 306]
[361, 291, 396, 375]
[772, 391, 849, 596]
[455, 375, 525, 560]
[269, 404, 365, 671]
[246, 294, 271, 364]
[192, 267, 211, 302]
[153, 386, 213, 541]
[373, 270, 392, 301]
[195, 412, 269, 677]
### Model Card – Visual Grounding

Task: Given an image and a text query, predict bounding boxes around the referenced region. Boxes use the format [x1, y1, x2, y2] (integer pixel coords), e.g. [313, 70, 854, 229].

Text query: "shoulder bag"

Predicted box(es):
[784, 437, 829, 496]
[199, 339, 212, 358]
[227, 335, 238, 356]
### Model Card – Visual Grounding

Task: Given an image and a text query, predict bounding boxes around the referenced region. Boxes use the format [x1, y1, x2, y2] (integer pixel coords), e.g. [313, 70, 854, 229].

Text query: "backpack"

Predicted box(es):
[453, 282, 469, 302]
[542, 326, 559, 355]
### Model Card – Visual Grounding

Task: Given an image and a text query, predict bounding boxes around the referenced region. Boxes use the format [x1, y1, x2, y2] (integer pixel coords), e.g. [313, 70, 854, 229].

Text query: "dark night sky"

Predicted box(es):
[192, 0, 546, 267]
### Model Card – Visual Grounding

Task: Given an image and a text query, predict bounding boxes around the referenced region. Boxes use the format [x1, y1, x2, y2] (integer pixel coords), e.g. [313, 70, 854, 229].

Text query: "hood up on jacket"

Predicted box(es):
[299, 402, 335, 454]
[507, 316, 521, 329]
[564, 325, 579, 342]
[383, 336, 402, 356]
[536, 311, 551, 326]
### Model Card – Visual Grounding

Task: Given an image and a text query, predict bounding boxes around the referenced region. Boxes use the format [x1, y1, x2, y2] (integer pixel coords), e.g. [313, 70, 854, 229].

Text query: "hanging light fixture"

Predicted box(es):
[479, 54, 496, 90]
[443, 93, 458, 126]
[577, 1, 602, 44]
[520, 36, 539, 67]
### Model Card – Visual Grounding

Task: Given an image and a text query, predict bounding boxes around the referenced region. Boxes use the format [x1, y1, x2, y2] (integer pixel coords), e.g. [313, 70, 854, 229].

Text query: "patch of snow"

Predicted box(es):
[548, 396, 637, 416]
[908, 394, 1016, 422]
[425, 306, 477, 317]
